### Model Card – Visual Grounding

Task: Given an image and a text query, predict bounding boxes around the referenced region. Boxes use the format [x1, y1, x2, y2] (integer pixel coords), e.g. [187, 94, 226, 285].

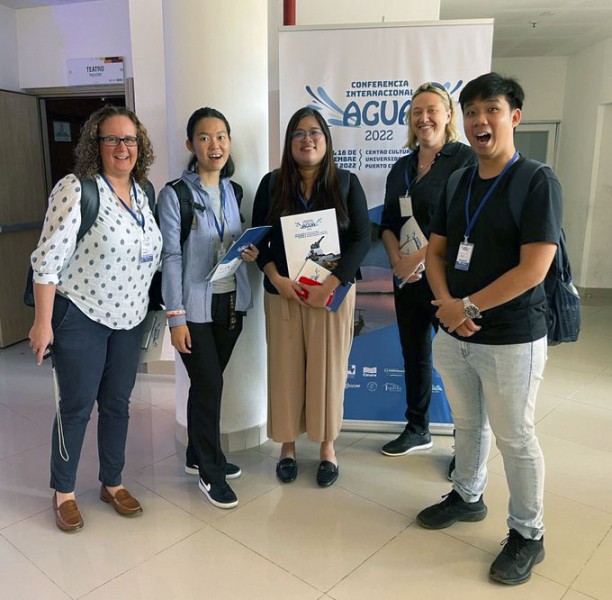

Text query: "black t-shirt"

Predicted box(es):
[430, 157, 563, 344]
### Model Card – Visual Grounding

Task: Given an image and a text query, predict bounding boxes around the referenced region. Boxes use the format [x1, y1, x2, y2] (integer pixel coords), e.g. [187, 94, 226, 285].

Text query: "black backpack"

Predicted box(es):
[445, 158, 580, 345]
[24, 176, 156, 308]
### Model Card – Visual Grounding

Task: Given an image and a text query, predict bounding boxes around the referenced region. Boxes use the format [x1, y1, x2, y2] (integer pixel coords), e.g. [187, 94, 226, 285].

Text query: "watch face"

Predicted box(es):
[465, 305, 479, 318]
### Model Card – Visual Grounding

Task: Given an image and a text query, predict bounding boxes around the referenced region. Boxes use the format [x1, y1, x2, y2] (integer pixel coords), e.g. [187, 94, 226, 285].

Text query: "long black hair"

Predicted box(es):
[185, 107, 235, 178]
[267, 107, 348, 228]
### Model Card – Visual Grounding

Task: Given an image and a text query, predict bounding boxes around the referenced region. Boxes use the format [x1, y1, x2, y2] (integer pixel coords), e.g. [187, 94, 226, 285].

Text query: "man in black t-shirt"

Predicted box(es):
[416, 73, 562, 586]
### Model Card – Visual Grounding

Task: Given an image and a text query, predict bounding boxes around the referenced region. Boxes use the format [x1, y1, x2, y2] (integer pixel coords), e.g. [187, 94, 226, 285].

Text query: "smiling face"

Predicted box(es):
[463, 94, 521, 168]
[186, 117, 231, 181]
[98, 115, 138, 179]
[409, 91, 451, 149]
[290, 116, 327, 171]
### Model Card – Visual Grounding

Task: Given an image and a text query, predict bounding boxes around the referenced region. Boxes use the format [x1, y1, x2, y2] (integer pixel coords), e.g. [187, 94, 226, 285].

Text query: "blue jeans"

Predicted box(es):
[50, 296, 145, 492]
[432, 330, 547, 540]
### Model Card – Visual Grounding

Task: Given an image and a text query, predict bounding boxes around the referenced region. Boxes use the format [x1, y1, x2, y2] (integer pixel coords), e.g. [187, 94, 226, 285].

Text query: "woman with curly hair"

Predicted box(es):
[28, 105, 162, 532]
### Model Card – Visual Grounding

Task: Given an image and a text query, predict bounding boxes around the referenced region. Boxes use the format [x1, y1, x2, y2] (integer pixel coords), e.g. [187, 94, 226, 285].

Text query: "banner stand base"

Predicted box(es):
[342, 420, 454, 436]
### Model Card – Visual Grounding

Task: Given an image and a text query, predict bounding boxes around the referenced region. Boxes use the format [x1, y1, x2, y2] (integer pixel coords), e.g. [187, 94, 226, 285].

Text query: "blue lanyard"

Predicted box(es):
[211, 184, 226, 241]
[298, 192, 313, 212]
[100, 174, 144, 231]
[463, 151, 519, 242]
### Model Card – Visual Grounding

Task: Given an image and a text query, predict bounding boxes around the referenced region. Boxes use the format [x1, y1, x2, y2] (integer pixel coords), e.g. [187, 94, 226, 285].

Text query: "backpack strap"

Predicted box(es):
[505, 157, 549, 228]
[142, 179, 156, 214]
[230, 180, 245, 223]
[165, 178, 194, 247]
[77, 177, 99, 241]
[445, 166, 472, 213]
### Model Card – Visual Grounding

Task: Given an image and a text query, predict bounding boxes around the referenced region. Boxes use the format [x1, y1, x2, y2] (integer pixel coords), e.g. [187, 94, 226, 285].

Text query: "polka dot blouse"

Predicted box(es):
[31, 174, 162, 330]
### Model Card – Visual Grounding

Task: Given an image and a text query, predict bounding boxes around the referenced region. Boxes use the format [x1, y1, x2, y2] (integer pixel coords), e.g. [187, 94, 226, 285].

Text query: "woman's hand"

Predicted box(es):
[241, 244, 259, 262]
[393, 254, 424, 284]
[29, 321, 54, 366]
[270, 272, 306, 303]
[300, 281, 330, 309]
[170, 324, 192, 354]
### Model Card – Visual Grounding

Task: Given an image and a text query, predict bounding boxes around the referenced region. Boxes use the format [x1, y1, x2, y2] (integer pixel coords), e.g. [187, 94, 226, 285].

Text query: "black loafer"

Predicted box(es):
[317, 460, 339, 487]
[276, 458, 298, 483]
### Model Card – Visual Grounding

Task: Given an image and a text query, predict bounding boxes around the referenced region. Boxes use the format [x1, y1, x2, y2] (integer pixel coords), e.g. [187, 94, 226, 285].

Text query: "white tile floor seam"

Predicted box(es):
[1, 298, 611, 599]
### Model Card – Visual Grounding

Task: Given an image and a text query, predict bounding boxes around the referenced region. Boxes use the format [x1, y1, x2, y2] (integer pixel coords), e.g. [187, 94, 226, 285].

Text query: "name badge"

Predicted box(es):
[455, 241, 474, 271]
[400, 195, 413, 218]
[141, 237, 154, 263]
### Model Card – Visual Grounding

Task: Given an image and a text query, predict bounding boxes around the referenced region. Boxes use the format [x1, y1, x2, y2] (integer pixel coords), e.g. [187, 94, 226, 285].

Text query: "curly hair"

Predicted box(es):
[73, 105, 155, 186]
[405, 82, 460, 150]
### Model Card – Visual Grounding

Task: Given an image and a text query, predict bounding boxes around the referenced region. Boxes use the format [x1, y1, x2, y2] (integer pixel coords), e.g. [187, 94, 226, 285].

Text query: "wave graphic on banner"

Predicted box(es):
[305, 81, 463, 129]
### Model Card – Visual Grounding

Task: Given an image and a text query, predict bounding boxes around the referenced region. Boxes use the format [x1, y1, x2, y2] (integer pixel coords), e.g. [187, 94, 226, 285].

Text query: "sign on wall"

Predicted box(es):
[67, 56, 124, 86]
[279, 20, 493, 430]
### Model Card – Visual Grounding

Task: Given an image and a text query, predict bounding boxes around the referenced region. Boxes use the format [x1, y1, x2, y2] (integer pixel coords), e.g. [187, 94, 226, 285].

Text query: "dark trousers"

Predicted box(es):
[50, 295, 145, 492]
[179, 293, 243, 484]
[394, 280, 438, 435]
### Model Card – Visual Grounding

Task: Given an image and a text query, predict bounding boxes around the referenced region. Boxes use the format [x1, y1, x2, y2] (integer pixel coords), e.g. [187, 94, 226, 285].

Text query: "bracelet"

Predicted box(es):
[166, 310, 186, 318]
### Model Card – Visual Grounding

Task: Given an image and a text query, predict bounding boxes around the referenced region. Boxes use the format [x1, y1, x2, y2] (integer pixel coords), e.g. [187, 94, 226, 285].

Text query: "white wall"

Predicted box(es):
[557, 36, 612, 288]
[0, 5, 20, 91]
[492, 57, 567, 122]
[128, 0, 169, 190]
[17, 0, 131, 89]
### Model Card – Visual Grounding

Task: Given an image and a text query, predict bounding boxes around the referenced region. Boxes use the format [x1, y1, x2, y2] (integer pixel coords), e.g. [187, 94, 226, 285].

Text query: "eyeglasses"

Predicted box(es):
[291, 128, 324, 141]
[99, 136, 139, 147]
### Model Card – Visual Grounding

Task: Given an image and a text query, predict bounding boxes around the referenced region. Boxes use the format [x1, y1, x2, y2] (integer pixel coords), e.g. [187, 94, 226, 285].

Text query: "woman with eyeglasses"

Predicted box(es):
[252, 107, 370, 487]
[157, 107, 258, 509]
[28, 105, 162, 531]
[379, 82, 476, 464]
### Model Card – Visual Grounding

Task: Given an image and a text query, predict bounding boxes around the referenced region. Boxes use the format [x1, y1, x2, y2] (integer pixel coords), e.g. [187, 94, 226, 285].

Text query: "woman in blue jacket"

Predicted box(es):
[157, 107, 258, 509]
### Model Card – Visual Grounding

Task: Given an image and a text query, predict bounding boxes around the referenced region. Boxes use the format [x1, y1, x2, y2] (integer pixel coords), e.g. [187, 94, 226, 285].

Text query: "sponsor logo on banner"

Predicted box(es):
[384, 368, 404, 377]
[367, 382, 378, 392]
[363, 366, 377, 377]
[384, 383, 402, 393]
[347, 364, 356, 377]
[345, 383, 361, 389]
[432, 384, 444, 394]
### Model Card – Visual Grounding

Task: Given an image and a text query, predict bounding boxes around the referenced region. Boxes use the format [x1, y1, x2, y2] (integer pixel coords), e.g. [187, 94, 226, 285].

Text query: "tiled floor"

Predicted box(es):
[1, 301, 611, 599]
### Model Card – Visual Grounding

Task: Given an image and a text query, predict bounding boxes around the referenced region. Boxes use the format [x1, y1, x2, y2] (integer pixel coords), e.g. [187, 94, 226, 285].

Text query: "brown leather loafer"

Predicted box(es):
[100, 485, 143, 517]
[53, 493, 84, 532]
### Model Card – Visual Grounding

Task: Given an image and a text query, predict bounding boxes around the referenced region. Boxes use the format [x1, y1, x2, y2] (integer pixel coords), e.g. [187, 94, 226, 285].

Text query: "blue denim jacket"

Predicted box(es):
[157, 170, 252, 327]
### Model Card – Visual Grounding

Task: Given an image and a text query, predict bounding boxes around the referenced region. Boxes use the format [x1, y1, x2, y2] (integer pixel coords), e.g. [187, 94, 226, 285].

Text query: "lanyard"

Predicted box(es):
[211, 184, 226, 241]
[298, 192, 313, 212]
[404, 151, 438, 193]
[463, 151, 519, 242]
[100, 174, 144, 231]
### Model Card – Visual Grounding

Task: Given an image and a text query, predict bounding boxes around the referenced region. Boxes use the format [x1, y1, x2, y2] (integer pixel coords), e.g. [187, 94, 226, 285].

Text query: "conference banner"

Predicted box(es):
[279, 20, 493, 431]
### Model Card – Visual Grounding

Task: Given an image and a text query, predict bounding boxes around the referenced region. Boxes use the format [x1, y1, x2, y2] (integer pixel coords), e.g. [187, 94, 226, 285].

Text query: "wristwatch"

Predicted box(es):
[462, 296, 481, 319]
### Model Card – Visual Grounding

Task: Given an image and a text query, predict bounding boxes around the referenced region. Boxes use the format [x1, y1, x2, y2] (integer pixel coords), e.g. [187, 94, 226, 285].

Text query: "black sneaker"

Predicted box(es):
[417, 490, 487, 529]
[198, 478, 238, 509]
[185, 463, 242, 479]
[490, 529, 545, 585]
[381, 429, 433, 456]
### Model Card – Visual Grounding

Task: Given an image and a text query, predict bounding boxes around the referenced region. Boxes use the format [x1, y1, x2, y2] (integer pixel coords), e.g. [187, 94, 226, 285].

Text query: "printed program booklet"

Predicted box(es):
[280, 208, 340, 280]
[396, 217, 426, 289]
[207, 225, 271, 282]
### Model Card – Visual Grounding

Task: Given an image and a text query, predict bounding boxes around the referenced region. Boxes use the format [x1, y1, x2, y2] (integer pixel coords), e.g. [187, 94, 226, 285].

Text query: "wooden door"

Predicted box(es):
[0, 90, 47, 347]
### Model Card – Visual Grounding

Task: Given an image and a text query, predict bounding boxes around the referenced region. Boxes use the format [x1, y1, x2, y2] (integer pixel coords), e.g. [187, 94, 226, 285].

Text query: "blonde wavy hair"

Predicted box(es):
[73, 105, 155, 186]
[405, 82, 460, 150]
